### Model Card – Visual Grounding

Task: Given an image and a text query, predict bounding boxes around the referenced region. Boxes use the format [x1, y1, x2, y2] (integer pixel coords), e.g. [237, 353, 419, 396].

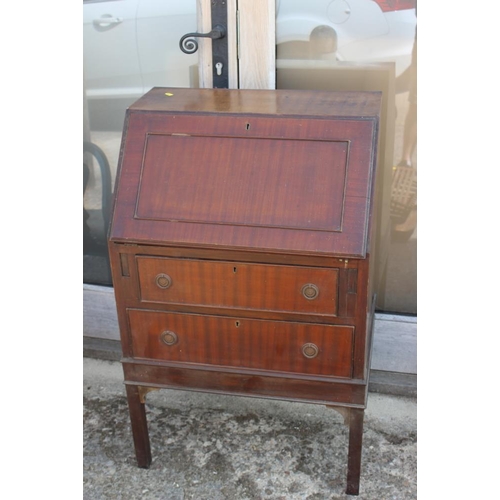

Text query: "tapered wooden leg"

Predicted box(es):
[125, 385, 152, 468]
[346, 408, 364, 495]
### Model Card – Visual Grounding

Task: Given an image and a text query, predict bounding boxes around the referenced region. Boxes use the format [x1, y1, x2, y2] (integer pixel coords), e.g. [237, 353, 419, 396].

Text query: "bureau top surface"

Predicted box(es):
[110, 88, 381, 258]
[128, 87, 382, 119]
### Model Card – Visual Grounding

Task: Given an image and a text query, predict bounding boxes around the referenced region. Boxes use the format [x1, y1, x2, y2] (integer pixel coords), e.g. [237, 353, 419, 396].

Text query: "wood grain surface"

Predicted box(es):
[109, 89, 381, 495]
[128, 309, 354, 378]
[136, 256, 339, 316]
[110, 89, 380, 257]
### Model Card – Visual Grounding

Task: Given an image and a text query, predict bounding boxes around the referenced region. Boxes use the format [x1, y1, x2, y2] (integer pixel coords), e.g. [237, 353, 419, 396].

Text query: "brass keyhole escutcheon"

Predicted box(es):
[301, 283, 319, 300]
[155, 273, 172, 289]
[302, 343, 319, 359]
[160, 331, 178, 346]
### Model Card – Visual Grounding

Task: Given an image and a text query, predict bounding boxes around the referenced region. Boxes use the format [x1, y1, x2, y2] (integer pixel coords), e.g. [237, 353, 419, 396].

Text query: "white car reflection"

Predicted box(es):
[83, 0, 416, 127]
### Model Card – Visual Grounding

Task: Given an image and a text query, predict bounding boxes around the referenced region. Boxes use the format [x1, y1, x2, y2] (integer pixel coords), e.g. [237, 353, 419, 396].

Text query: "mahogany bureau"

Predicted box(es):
[108, 87, 381, 495]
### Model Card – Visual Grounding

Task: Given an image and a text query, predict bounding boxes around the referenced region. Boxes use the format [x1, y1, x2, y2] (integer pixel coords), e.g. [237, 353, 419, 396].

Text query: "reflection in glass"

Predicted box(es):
[83, 0, 198, 286]
[276, 1, 417, 313]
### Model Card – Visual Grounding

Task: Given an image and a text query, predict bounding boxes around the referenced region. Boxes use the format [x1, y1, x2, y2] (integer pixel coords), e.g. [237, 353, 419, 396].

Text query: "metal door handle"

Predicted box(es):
[93, 16, 123, 30]
[178, 0, 228, 88]
[179, 25, 226, 54]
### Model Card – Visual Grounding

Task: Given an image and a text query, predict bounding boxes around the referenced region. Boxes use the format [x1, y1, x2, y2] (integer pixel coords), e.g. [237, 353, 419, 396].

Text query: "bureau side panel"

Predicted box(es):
[107, 244, 139, 357]
[352, 258, 371, 380]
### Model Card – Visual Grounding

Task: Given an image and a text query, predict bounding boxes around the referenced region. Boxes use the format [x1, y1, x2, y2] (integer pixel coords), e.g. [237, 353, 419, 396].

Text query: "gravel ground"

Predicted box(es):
[83, 358, 416, 499]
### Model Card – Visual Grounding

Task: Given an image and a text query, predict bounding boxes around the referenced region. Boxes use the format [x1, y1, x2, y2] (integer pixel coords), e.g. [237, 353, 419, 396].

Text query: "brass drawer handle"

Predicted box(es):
[155, 273, 172, 289]
[301, 283, 319, 300]
[160, 330, 178, 346]
[302, 343, 319, 359]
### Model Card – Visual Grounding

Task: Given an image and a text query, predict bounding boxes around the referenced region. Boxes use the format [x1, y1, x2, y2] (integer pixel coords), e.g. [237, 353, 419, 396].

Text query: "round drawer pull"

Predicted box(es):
[301, 283, 319, 300]
[302, 343, 319, 359]
[160, 330, 178, 346]
[155, 273, 172, 289]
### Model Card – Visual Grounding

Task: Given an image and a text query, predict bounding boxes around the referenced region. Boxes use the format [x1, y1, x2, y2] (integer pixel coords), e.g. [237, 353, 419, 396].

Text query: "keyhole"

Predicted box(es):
[246, 123, 250, 130]
[235, 321, 240, 327]
[233, 267, 237, 273]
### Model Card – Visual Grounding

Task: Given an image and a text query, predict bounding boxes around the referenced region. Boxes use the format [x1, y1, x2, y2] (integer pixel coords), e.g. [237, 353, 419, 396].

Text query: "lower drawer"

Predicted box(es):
[127, 309, 354, 378]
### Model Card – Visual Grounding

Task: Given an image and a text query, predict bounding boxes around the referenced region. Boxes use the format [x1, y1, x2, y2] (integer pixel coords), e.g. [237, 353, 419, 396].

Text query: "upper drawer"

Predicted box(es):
[137, 256, 338, 316]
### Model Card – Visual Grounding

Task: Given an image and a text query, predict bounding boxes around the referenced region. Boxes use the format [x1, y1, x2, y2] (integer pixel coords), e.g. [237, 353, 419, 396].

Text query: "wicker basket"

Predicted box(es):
[390, 165, 417, 224]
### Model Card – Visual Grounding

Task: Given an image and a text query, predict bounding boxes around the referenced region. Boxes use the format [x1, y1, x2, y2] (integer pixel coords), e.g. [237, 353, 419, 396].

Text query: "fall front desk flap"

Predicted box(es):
[109, 88, 381, 258]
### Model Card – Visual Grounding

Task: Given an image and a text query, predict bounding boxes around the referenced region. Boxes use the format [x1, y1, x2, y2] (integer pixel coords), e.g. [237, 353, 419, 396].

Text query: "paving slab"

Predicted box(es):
[84, 358, 416, 499]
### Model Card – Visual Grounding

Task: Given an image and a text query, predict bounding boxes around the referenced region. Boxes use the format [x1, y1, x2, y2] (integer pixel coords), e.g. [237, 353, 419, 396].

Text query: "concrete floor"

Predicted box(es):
[84, 358, 416, 499]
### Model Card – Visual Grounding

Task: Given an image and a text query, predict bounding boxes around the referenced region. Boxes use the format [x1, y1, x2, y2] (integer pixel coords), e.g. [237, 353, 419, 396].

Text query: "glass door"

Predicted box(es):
[276, 0, 417, 314]
[83, 0, 199, 285]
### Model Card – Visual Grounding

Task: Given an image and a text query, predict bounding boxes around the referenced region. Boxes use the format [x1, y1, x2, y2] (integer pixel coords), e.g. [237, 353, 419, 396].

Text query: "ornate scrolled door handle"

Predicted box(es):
[179, 25, 226, 54]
